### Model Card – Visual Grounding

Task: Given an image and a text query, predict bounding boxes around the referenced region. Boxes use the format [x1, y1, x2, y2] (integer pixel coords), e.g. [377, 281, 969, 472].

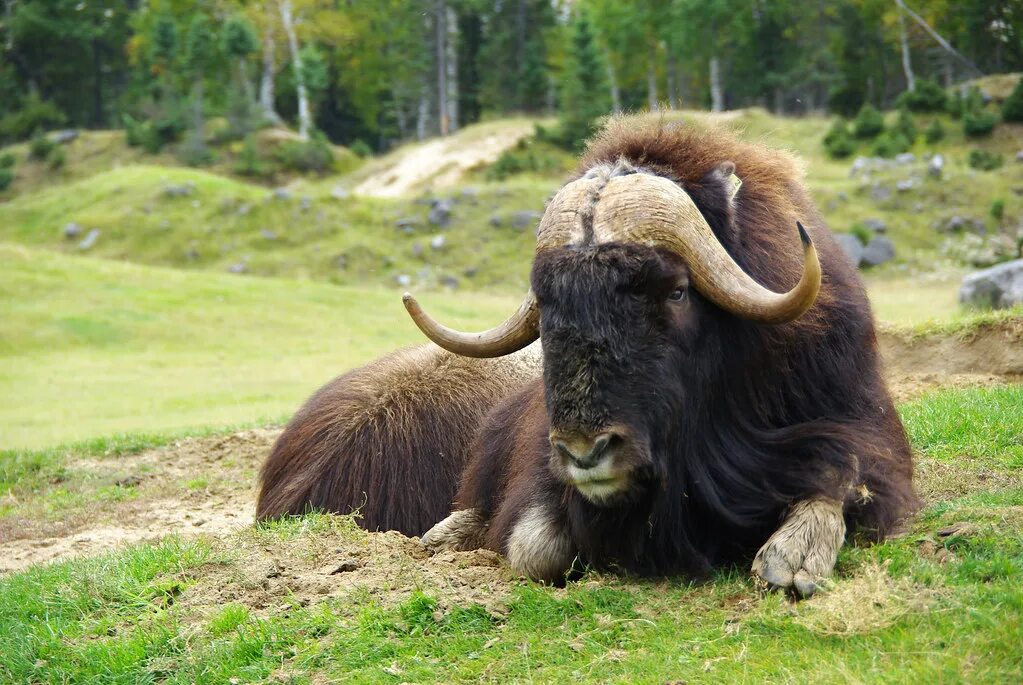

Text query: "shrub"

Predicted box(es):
[0, 93, 66, 143]
[895, 78, 948, 113]
[123, 109, 185, 154]
[849, 223, 873, 246]
[894, 108, 917, 143]
[871, 131, 910, 158]
[274, 132, 335, 174]
[963, 109, 998, 138]
[0, 152, 15, 169]
[234, 136, 272, 178]
[924, 119, 945, 144]
[47, 145, 66, 170]
[349, 139, 373, 158]
[486, 138, 566, 180]
[28, 133, 55, 161]
[822, 119, 856, 159]
[0, 168, 12, 191]
[1001, 77, 1023, 123]
[949, 87, 985, 119]
[178, 131, 215, 167]
[968, 148, 1003, 171]
[990, 199, 1005, 223]
[852, 104, 884, 139]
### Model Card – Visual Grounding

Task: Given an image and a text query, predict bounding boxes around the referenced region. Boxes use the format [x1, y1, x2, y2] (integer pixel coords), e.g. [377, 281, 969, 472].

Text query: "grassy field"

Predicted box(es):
[0, 385, 1020, 683]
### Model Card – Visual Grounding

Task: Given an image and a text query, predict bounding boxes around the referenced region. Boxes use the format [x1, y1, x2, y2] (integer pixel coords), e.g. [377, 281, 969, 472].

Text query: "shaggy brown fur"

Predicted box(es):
[255, 343, 541, 535]
[440, 118, 918, 579]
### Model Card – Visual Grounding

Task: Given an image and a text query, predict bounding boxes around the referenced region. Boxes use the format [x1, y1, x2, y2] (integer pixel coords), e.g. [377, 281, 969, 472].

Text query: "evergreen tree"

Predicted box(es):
[557, 10, 609, 151]
[1002, 77, 1023, 123]
[183, 15, 216, 163]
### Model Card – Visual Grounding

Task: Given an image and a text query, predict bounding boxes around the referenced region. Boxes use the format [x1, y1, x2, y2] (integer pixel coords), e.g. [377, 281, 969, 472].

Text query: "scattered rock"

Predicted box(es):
[395, 217, 420, 234]
[834, 234, 865, 268]
[300, 196, 312, 212]
[928, 154, 944, 179]
[395, 274, 412, 287]
[163, 182, 195, 198]
[430, 234, 446, 250]
[185, 246, 200, 261]
[870, 184, 892, 202]
[260, 229, 277, 241]
[227, 262, 247, 274]
[440, 275, 460, 289]
[63, 222, 83, 239]
[511, 210, 542, 230]
[861, 236, 896, 267]
[959, 259, 1023, 310]
[78, 229, 100, 250]
[1016, 151, 1023, 163]
[329, 559, 361, 574]
[895, 178, 918, 193]
[463, 266, 479, 278]
[460, 186, 479, 199]
[333, 254, 348, 270]
[330, 185, 350, 200]
[863, 218, 887, 234]
[272, 188, 292, 201]
[411, 242, 424, 258]
[428, 199, 454, 227]
[236, 203, 252, 216]
[115, 475, 143, 488]
[51, 129, 79, 145]
[894, 152, 916, 165]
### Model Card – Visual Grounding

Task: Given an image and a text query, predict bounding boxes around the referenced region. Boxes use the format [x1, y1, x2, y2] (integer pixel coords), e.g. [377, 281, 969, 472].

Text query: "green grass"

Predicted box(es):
[0, 243, 520, 448]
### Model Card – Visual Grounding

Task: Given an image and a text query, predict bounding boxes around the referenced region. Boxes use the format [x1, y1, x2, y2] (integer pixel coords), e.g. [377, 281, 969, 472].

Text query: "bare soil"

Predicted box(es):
[1, 322, 1019, 578]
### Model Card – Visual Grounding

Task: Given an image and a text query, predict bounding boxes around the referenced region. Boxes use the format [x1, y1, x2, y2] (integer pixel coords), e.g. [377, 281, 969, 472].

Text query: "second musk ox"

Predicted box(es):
[258, 120, 917, 596]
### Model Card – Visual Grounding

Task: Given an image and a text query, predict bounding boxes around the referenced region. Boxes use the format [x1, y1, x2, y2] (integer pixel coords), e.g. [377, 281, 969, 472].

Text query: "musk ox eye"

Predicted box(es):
[667, 287, 686, 302]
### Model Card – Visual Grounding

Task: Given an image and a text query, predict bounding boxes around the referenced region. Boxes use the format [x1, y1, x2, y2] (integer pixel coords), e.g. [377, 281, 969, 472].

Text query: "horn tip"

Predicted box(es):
[796, 221, 812, 247]
[402, 292, 414, 303]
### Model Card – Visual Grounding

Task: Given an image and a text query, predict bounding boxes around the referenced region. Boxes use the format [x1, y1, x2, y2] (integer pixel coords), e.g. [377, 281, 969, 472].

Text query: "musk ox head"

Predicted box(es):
[401, 158, 821, 504]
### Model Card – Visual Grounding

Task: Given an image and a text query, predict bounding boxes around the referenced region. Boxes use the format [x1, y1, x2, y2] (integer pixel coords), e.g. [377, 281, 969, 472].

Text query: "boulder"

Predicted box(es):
[428, 198, 454, 227]
[863, 218, 887, 234]
[511, 210, 542, 230]
[834, 234, 865, 268]
[63, 222, 83, 239]
[861, 236, 896, 267]
[894, 152, 916, 165]
[51, 129, 79, 144]
[959, 259, 1023, 309]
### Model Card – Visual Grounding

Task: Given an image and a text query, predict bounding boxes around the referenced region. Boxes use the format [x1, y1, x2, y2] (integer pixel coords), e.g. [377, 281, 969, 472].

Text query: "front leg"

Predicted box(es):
[421, 508, 488, 553]
[751, 497, 845, 598]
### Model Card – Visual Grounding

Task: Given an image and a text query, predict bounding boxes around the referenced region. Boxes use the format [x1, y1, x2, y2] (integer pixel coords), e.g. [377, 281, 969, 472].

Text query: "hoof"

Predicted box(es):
[420, 508, 487, 553]
[751, 498, 846, 599]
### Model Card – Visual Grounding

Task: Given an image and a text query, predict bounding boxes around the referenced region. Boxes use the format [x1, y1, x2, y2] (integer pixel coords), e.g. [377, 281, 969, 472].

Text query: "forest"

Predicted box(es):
[2, 0, 1021, 153]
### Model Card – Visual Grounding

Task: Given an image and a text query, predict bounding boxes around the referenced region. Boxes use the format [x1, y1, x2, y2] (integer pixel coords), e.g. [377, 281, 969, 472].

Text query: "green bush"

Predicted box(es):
[0, 167, 12, 191]
[349, 139, 373, 158]
[990, 199, 1005, 223]
[849, 223, 873, 246]
[853, 104, 884, 139]
[871, 131, 910, 158]
[46, 145, 66, 170]
[963, 109, 998, 138]
[234, 136, 272, 178]
[894, 108, 917, 143]
[177, 131, 215, 167]
[28, 133, 55, 161]
[968, 148, 1003, 171]
[822, 119, 855, 159]
[949, 87, 985, 119]
[924, 119, 945, 144]
[895, 79, 948, 113]
[274, 132, 335, 174]
[123, 110, 185, 154]
[0, 93, 66, 143]
[0, 152, 15, 169]
[1001, 77, 1023, 123]
[486, 138, 566, 180]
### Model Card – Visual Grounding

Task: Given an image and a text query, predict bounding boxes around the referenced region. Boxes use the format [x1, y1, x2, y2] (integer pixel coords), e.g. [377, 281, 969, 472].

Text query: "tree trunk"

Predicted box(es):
[435, 0, 448, 136]
[666, 54, 678, 109]
[446, 3, 458, 132]
[92, 37, 104, 127]
[709, 56, 724, 112]
[259, 14, 283, 125]
[647, 63, 658, 111]
[773, 87, 784, 114]
[896, 0, 914, 91]
[416, 90, 429, 140]
[606, 50, 621, 114]
[192, 79, 205, 146]
[279, 0, 311, 138]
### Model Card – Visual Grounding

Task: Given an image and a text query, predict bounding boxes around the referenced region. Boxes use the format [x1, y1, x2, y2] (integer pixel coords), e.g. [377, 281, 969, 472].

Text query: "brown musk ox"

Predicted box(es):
[416, 120, 917, 596]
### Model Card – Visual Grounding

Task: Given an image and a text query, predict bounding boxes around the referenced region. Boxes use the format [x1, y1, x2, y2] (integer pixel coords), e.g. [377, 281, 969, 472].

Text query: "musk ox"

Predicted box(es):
[414, 125, 917, 594]
[258, 120, 917, 596]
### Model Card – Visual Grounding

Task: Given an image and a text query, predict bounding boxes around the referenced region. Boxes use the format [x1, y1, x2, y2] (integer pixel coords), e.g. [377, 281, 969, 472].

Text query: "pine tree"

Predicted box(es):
[558, 10, 609, 151]
[183, 15, 216, 163]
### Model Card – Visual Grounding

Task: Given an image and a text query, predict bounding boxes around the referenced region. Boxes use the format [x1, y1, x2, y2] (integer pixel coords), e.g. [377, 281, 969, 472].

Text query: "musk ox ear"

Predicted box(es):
[685, 160, 740, 245]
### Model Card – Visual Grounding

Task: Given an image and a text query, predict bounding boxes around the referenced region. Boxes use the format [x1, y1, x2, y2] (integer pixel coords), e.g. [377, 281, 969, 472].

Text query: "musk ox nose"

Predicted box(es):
[550, 429, 618, 470]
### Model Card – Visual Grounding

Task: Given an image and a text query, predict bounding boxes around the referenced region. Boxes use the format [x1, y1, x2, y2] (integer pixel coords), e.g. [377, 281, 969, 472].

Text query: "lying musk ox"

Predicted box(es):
[257, 120, 917, 596]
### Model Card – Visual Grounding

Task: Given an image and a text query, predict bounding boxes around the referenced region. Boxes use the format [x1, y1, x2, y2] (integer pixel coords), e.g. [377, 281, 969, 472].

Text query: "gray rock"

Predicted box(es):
[260, 229, 277, 240]
[395, 274, 412, 287]
[460, 187, 479, 199]
[959, 259, 1023, 309]
[511, 210, 542, 230]
[237, 203, 252, 216]
[163, 182, 195, 198]
[428, 199, 454, 227]
[895, 178, 918, 193]
[51, 129, 79, 144]
[837, 192, 849, 202]
[411, 242, 424, 258]
[330, 185, 350, 200]
[430, 234, 446, 250]
[489, 214, 504, 228]
[395, 217, 420, 233]
[440, 275, 460, 289]
[870, 184, 892, 202]
[272, 187, 292, 201]
[863, 218, 887, 234]
[463, 267, 479, 278]
[300, 196, 312, 212]
[943, 215, 967, 232]
[928, 154, 944, 179]
[1016, 150, 1023, 163]
[895, 152, 916, 165]
[227, 262, 247, 274]
[78, 228, 100, 250]
[849, 156, 870, 176]
[861, 236, 896, 267]
[834, 234, 865, 268]
[63, 222, 83, 239]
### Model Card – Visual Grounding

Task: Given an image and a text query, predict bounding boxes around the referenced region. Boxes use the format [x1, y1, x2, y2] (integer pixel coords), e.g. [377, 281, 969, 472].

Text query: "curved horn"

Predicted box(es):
[400, 177, 601, 357]
[402, 290, 540, 358]
[593, 173, 821, 324]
